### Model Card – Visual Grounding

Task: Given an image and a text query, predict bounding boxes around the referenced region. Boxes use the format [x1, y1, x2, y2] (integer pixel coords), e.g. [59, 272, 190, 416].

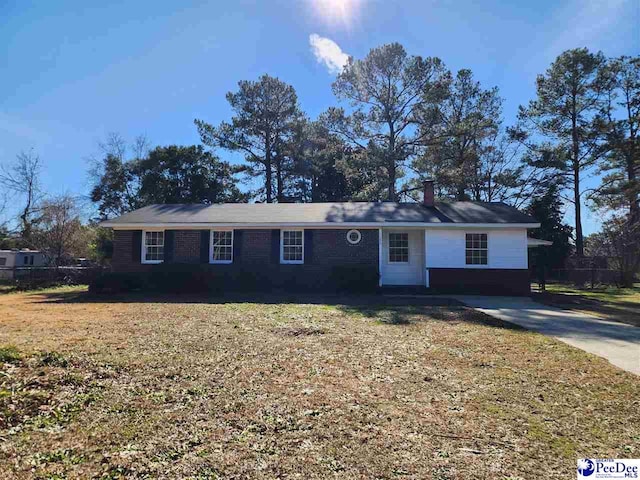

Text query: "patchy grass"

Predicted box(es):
[534, 282, 640, 327]
[0, 286, 638, 479]
[0, 345, 22, 363]
[0, 283, 89, 295]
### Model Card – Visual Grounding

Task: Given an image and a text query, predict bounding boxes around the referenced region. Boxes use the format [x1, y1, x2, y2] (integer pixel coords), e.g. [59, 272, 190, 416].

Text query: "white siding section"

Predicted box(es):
[425, 228, 528, 269]
[0, 251, 46, 268]
[380, 230, 425, 285]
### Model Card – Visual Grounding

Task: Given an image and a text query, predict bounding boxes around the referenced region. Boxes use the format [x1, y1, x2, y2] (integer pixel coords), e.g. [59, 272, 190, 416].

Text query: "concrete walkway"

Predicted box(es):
[452, 295, 640, 375]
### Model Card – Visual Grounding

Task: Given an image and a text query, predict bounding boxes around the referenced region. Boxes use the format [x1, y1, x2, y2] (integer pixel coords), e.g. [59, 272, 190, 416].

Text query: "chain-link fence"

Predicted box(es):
[0, 266, 104, 289]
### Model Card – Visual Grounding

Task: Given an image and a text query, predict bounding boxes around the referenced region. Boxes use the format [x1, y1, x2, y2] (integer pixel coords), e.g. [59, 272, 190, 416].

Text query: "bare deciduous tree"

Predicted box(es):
[0, 149, 43, 243]
[33, 195, 89, 267]
[588, 215, 640, 287]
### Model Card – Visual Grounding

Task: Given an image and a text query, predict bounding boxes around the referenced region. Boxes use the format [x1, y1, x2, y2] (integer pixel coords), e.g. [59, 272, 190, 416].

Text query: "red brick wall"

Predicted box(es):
[429, 268, 530, 296]
[112, 230, 153, 273]
[112, 228, 379, 282]
[312, 229, 378, 265]
[174, 230, 201, 263]
[240, 230, 272, 264]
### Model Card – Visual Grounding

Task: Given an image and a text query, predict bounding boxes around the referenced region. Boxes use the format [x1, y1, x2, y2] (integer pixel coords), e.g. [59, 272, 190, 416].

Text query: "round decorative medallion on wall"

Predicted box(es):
[346, 229, 362, 245]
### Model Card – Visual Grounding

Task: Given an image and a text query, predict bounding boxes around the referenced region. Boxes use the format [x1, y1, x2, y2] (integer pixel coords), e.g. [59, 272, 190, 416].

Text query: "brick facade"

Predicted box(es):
[174, 230, 201, 263]
[112, 230, 153, 273]
[111, 228, 529, 294]
[238, 230, 273, 265]
[111, 228, 379, 289]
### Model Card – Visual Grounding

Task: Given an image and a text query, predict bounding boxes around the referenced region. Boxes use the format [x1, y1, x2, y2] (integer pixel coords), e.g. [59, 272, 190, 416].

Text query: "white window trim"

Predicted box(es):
[388, 232, 409, 264]
[280, 229, 304, 264]
[141, 229, 165, 264]
[464, 232, 489, 268]
[210, 229, 234, 264]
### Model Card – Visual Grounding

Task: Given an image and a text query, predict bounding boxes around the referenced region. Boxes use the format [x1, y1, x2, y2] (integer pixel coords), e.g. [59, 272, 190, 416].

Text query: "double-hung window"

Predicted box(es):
[388, 233, 409, 263]
[465, 233, 488, 265]
[142, 231, 164, 264]
[281, 230, 304, 264]
[211, 230, 233, 263]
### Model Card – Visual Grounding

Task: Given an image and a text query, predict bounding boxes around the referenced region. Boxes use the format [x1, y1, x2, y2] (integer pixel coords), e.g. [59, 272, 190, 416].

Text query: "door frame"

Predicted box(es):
[379, 228, 426, 286]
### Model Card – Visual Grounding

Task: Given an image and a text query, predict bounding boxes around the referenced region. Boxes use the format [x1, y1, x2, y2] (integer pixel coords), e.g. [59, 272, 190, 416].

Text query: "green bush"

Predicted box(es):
[90, 266, 226, 294]
[90, 265, 380, 294]
[148, 263, 224, 293]
[38, 351, 68, 367]
[0, 345, 22, 364]
[330, 265, 379, 293]
[89, 273, 147, 294]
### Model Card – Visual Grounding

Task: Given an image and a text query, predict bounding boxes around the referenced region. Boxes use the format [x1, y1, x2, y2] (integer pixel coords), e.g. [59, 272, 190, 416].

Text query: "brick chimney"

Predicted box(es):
[423, 179, 435, 207]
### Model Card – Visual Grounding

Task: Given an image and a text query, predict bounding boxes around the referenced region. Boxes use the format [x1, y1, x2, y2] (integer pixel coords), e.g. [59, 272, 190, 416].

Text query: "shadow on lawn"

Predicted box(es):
[532, 291, 640, 328]
[29, 289, 525, 331]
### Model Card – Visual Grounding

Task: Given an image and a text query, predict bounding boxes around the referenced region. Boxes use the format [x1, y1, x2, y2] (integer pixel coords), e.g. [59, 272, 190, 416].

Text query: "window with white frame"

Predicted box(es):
[142, 231, 164, 263]
[465, 233, 488, 265]
[0, 257, 6, 266]
[211, 230, 233, 263]
[388, 233, 409, 263]
[281, 230, 304, 263]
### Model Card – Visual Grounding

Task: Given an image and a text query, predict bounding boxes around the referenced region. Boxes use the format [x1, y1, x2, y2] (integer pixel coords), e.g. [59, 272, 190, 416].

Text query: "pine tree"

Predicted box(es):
[516, 48, 609, 256]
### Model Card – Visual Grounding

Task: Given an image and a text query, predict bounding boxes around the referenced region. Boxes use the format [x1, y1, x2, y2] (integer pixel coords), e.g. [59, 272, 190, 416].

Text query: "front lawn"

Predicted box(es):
[534, 282, 640, 327]
[0, 287, 637, 479]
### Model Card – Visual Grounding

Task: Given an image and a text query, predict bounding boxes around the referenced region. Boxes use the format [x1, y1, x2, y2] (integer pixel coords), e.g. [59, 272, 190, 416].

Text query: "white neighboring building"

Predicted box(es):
[0, 250, 47, 280]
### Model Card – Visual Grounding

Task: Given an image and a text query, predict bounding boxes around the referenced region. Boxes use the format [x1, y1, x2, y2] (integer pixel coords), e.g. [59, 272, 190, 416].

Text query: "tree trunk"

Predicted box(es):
[625, 90, 639, 224]
[265, 137, 273, 203]
[574, 164, 584, 256]
[571, 102, 584, 256]
[627, 146, 639, 223]
[21, 188, 33, 244]
[621, 269, 635, 288]
[456, 148, 467, 201]
[276, 154, 284, 202]
[387, 123, 396, 201]
[311, 174, 317, 202]
[388, 160, 396, 201]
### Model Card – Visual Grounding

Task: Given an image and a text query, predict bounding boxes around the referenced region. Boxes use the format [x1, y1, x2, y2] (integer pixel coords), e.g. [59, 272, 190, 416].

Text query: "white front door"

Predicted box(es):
[380, 230, 425, 285]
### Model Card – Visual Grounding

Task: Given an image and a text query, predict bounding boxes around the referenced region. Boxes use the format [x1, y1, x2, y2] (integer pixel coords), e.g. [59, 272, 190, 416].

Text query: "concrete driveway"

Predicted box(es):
[452, 295, 640, 375]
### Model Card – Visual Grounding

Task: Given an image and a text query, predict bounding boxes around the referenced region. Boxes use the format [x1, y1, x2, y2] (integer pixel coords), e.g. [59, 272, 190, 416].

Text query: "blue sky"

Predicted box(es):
[1, 0, 638, 233]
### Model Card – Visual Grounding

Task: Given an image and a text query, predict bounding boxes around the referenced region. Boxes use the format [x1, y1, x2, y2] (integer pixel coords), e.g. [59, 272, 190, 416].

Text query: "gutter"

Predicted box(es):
[101, 221, 541, 229]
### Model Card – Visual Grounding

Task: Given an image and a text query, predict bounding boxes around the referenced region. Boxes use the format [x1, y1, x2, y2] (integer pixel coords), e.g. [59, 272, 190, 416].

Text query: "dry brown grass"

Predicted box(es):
[533, 282, 640, 327]
[0, 287, 638, 479]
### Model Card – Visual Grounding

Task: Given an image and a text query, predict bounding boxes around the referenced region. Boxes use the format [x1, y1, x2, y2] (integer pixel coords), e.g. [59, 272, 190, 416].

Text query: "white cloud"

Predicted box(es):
[309, 34, 349, 74]
[546, 0, 630, 57]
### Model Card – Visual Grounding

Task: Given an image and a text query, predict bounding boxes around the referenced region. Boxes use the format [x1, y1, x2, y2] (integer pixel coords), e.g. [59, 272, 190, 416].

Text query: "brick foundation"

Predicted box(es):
[429, 268, 530, 296]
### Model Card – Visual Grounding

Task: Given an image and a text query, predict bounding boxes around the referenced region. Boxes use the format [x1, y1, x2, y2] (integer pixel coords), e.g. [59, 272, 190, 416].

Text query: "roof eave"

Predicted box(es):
[101, 221, 541, 229]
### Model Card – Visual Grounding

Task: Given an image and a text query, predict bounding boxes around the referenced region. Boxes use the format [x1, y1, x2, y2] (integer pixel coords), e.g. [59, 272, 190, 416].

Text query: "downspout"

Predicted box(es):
[378, 228, 383, 287]
[424, 229, 429, 288]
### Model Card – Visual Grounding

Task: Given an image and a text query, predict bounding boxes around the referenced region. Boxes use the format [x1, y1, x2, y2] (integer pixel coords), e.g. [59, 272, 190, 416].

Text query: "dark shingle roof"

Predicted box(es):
[101, 202, 538, 226]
